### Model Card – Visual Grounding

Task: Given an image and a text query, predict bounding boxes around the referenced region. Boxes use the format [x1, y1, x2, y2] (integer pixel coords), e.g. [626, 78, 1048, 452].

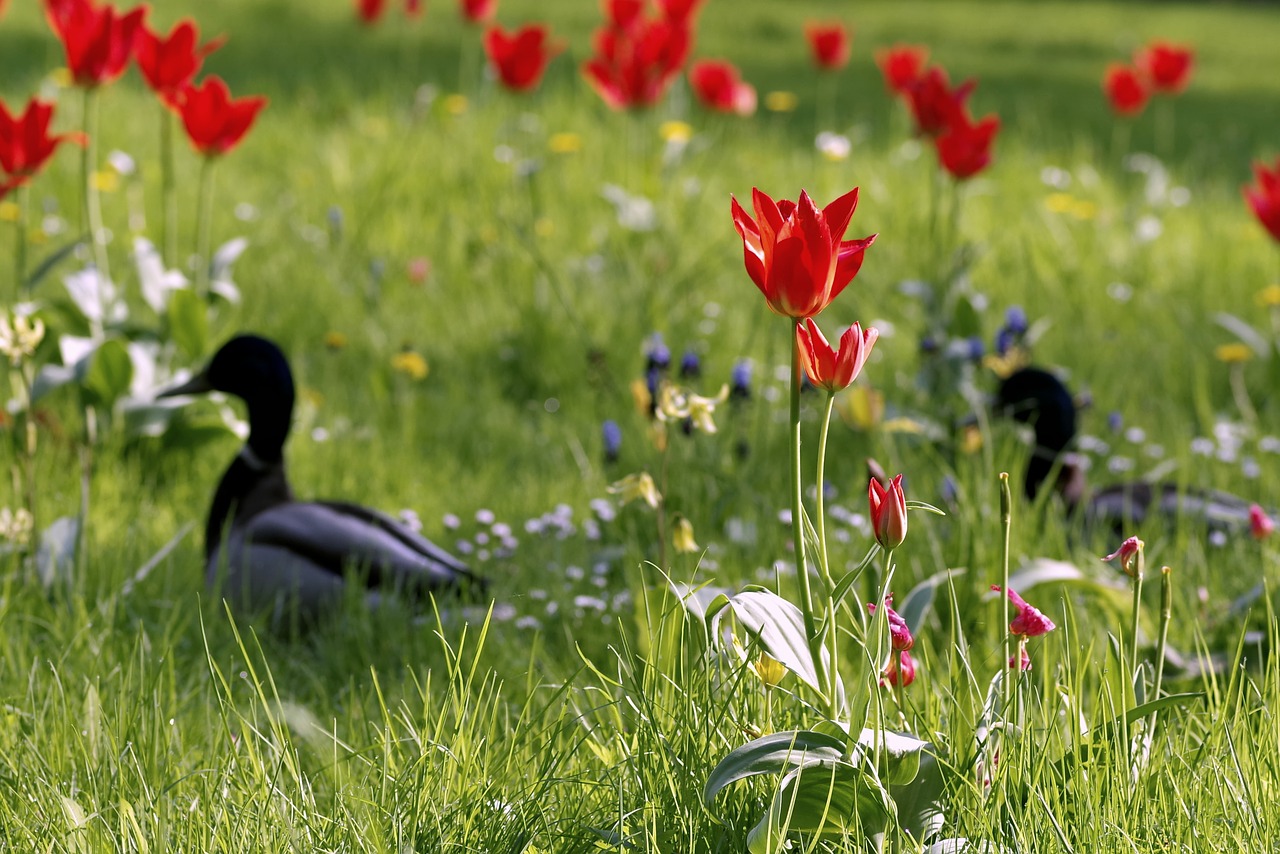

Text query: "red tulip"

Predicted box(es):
[1103, 63, 1149, 117]
[1250, 504, 1276, 540]
[881, 650, 916, 688]
[356, 0, 386, 22]
[1135, 41, 1193, 94]
[805, 22, 850, 71]
[176, 76, 267, 157]
[868, 473, 907, 549]
[867, 599, 913, 652]
[795, 319, 878, 392]
[1243, 158, 1280, 243]
[935, 112, 999, 180]
[730, 186, 876, 319]
[656, 0, 704, 24]
[44, 0, 147, 88]
[484, 24, 562, 93]
[904, 66, 975, 137]
[875, 44, 928, 95]
[991, 586, 1056, 638]
[0, 97, 85, 190]
[583, 3, 690, 110]
[688, 59, 756, 116]
[1102, 535, 1144, 576]
[134, 19, 224, 108]
[405, 0, 423, 17]
[459, 0, 495, 24]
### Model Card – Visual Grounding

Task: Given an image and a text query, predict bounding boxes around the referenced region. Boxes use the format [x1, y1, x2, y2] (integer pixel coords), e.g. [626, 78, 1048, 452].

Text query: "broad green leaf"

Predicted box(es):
[855, 728, 931, 786]
[899, 569, 966, 635]
[1097, 692, 1206, 736]
[704, 730, 847, 805]
[168, 287, 208, 361]
[669, 581, 731, 626]
[30, 363, 77, 403]
[83, 338, 133, 407]
[718, 590, 825, 697]
[747, 760, 890, 854]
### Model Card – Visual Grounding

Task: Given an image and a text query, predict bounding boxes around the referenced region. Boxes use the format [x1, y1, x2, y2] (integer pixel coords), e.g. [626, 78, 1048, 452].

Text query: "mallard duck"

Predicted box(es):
[160, 335, 482, 626]
[994, 367, 1260, 533]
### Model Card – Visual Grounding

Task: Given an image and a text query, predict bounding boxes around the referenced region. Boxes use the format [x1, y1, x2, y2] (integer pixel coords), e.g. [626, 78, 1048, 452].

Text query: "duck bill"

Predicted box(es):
[156, 371, 214, 399]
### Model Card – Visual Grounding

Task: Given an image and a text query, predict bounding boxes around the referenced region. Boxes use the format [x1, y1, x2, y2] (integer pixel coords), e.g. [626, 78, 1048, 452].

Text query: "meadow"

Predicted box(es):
[2, 0, 1280, 850]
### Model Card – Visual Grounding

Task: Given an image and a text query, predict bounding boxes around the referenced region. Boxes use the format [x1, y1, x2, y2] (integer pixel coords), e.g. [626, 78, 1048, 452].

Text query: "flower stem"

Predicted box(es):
[194, 156, 217, 297]
[788, 322, 825, 714]
[999, 472, 1013, 713]
[1128, 549, 1146, 703]
[81, 87, 110, 287]
[160, 107, 178, 269]
[815, 390, 839, 717]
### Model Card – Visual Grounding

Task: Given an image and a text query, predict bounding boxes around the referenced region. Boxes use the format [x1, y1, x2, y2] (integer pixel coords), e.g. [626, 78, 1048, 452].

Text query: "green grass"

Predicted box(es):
[3, 0, 1280, 849]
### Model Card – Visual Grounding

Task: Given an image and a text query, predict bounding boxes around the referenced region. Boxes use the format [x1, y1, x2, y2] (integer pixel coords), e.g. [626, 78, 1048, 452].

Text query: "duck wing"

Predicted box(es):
[235, 500, 482, 596]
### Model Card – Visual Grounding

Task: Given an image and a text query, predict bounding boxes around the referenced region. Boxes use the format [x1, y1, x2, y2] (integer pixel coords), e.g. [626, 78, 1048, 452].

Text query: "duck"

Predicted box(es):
[159, 334, 483, 627]
[994, 367, 1261, 533]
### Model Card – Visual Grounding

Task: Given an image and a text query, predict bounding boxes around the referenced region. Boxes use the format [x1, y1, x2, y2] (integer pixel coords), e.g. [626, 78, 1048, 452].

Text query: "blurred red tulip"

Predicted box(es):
[875, 44, 928, 95]
[1103, 63, 1149, 117]
[459, 0, 495, 24]
[356, 0, 386, 22]
[484, 24, 562, 93]
[656, 0, 704, 24]
[44, 0, 147, 87]
[688, 59, 756, 115]
[0, 97, 85, 190]
[868, 473, 907, 549]
[176, 76, 267, 157]
[936, 112, 999, 180]
[882, 651, 916, 688]
[405, 0, 423, 17]
[805, 22, 850, 71]
[1250, 504, 1276, 540]
[905, 66, 975, 137]
[583, 3, 690, 110]
[135, 20, 224, 108]
[795, 319, 878, 392]
[1245, 159, 1280, 243]
[1135, 41, 1193, 94]
[730, 186, 876, 319]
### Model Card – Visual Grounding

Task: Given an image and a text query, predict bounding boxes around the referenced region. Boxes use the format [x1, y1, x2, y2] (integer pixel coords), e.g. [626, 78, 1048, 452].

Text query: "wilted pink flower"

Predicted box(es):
[992, 585, 1055, 637]
[1102, 535, 1144, 576]
[867, 598, 913, 652]
[1009, 645, 1032, 671]
[881, 650, 915, 687]
[1250, 504, 1275, 540]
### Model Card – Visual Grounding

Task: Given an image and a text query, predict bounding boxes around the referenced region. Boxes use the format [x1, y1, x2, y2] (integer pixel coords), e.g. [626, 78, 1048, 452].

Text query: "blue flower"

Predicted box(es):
[1004, 305, 1028, 335]
[602, 420, 622, 463]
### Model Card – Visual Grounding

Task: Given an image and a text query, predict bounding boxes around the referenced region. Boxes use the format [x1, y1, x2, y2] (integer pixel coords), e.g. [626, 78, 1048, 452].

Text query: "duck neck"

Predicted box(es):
[243, 388, 294, 465]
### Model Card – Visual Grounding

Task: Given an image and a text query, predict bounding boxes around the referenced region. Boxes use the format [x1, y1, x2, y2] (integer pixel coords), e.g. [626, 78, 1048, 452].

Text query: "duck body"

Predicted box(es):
[163, 335, 480, 626]
[995, 367, 1258, 534]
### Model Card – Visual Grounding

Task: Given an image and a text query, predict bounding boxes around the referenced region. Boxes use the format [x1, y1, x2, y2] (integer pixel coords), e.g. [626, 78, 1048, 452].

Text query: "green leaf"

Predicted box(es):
[746, 760, 890, 854]
[905, 499, 947, 516]
[168, 287, 208, 361]
[830, 543, 880, 608]
[23, 237, 84, 291]
[898, 569, 966, 635]
[1098, 692, 1206, 737]
[948, 294, 982, 339]
[716, 590, 825, 697]
[704, 730, 847, 806]
[83, 338, 133, 407]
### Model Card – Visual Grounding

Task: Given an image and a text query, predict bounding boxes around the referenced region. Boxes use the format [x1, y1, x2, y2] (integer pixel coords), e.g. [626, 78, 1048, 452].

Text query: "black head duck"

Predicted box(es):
[161, 334, 482, 626]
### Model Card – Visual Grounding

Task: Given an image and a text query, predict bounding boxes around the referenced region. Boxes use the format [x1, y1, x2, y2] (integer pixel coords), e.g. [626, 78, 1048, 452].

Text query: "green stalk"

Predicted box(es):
[1148, 565, 1173, 734]
[1128, 547, 1146, 702]
[999, 472, 1013, 712]
[815, 391, 839, 716]
[194, 156, 217, 297]
[81, 86, 110, 289]
[788, 323, 826, 715]
[161, 107, 178, 268]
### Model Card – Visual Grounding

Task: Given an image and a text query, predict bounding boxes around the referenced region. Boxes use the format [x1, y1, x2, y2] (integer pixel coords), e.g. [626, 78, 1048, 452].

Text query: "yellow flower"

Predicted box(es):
[607, 472, 661, 509]
[1214, 343, 1252, 364]
[656, 383, 729, 434]
[672, 516, 699, 554]
[1044, 192, 1075, 214]
[323, 331, 348, 351]
[443, 94, 468, 115]
[548, 132, 582, 154]
[0, 311, 46, 366]
[837, 385, 884, 431]
[960, 424, 983, 455]
[764, 91, 798, 112]
[754, 652, 787, 689]
[391, 350, 429, 380]
[91, 170, 119, 193]
[1256, 284, 1280, 308]
[630, 377, 653, 417]
[659, 121, 692, 143]
[983, 345, 1030, 379]
[1068, 199, 1097, 220]
[0, 202, 20, 223]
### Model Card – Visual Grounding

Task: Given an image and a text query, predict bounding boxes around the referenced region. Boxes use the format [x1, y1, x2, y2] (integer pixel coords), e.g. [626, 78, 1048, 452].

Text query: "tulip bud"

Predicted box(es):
[868, 473, 908, 549]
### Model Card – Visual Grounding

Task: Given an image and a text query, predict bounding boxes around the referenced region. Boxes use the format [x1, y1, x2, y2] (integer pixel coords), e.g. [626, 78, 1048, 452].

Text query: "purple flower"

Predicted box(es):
[602, 420, 622, 463]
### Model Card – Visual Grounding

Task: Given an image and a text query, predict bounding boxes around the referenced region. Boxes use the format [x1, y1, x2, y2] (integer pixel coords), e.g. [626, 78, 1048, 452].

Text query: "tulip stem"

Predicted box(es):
[815, 390, 840, 716]
[82, 87, 110, 292]
[789, 324, 827, 716]
[998, 472, 1013, 714]
[195, 156, 217, 297]
[161, 107, 178, 269]
[1128, 549, 1145, 705]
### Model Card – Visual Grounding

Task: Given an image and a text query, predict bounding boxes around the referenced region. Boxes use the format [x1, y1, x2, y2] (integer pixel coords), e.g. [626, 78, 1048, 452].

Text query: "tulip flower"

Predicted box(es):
[730, 186, 876, 319]
[904, 66, 975, 137]
[1103, 63, 1149, 117]
[355, 0, 386, 22]
[459, 0, 495, 24]
[688, 60, 756, 116]
[583, 5, 690, 110]
[868, 473, 907, 549]
[795, 319, 878, 392]
[1010, 646, 1032, 671]
[134, 19, 224, 108]
[867, 600, 913, 652]
[935, 112, 1000, 180]
[991, 586, 1056, 637]
[1244, 158, 1280, 243]
[176, 76, 267, 157]
[881, 650, 915, 687]
[1102, 535, 1144, 576]
[805, 22, 850, 71]
[656, 0, 704, 24]
[875, 44, 928, 95]
[484, 24, 563, 93]
[1250, 504, 1275, 540]
[0, 98, 85, 189]
[1135, 41, 1193, 94]
[44, 0, 147, 87]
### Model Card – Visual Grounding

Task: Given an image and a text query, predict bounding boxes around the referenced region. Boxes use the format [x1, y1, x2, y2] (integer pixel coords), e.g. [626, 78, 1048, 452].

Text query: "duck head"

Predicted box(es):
[995, 368, 1081, 503]
[160, 335, 296, 463]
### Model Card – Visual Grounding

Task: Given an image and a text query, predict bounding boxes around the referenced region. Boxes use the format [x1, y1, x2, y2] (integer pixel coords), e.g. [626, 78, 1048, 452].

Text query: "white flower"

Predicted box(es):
[0, 311, 45, 365]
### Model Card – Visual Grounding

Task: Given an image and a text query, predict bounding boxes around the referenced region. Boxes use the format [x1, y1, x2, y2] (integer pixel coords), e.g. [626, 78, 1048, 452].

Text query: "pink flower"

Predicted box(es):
[992, 585, 1055, 637]
[1009, 646, 1032, 671]
[1102, 535, 1144, 576]
[868, 599, 913, 652]
[1250, 504, 1275, 540]
[881, 650, 916, 687]
[868, 473, 907, 550]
